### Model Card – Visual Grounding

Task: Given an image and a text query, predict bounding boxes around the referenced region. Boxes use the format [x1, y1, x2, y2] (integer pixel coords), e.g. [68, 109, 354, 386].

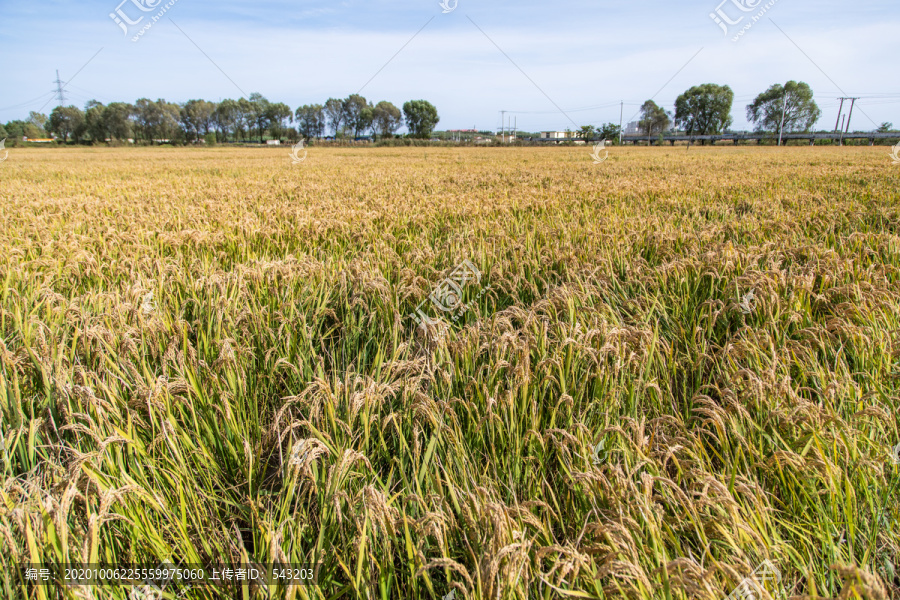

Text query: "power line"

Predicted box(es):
[0, 91, 56, 112]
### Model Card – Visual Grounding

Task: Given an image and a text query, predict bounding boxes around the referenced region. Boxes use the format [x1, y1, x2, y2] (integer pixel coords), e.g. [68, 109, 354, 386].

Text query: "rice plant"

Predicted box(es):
[1, 145, 898, 599]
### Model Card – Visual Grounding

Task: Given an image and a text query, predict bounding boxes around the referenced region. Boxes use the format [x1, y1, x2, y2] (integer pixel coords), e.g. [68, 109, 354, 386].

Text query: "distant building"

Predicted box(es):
[266, 140, 281, 145]
[624, 121, 641, 135]
[539, 131, 574, 140]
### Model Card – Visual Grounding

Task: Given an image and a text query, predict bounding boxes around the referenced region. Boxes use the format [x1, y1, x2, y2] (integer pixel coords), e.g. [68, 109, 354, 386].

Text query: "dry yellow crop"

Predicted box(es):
[1, 145, 899, 599]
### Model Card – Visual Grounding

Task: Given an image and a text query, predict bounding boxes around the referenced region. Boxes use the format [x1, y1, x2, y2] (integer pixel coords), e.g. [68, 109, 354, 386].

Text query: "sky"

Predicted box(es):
[1, 0, 899, 133]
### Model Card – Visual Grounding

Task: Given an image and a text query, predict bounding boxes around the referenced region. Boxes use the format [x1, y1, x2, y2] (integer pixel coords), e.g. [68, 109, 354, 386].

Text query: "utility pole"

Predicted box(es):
[834, 98, 845, 133]
[54, 70, 66, 107]
[619, 100, 624, 145]
[844, 98, 858, 133]
[839, 114, 846, 145]
[500, 110, 506, 144]
[513, 116, 516, 143]
[778, 93, 787, 146]
[835, 97, 859, 138]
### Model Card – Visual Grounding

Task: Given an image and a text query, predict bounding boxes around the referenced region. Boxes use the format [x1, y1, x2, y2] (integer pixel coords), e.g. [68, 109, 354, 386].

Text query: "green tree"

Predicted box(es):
[638, 100, 671, 137]
[235, 98, 253, 141]
[295, 104, 325, 140]
[359, 106, 374, 139]
[674, 83, 734, 135]
[214, 99, 240, 142]
[324, 98, 345, 137]
[4, 120, 28, 140]
[0, 123, 7, 140]
[598, 122, 622, 142]
[371, 101, 402, 139]
[159, 100, 182, 142]
[266, 102, 293, 140]
[746, 81, 821, 133]
[248, 93, 271, 143]
[136, 98, 182, 143]
[180, 99, 216, 142]
[48, 106, 85, 142]
[28, 111, 49, 134]
[877, 122, 894, 133]
[134, 98, 156, 142]
[102, 102, 135, 140]
[343, 94, 373, 139]
[402, 100, 439, 138]
[84, 101, 106, 142]
[577, 125, 596, 141]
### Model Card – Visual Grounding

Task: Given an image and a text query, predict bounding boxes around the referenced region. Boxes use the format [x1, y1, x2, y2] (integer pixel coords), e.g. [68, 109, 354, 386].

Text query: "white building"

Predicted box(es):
[624, 121, 641, 135]
[539, 131, 574, 140]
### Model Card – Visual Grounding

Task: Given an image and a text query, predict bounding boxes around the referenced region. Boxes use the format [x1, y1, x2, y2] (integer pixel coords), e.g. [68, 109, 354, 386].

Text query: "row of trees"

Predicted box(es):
[634, 81, 823, 137]
[576, 81, 892, 141]
[2, 94, 441, 145]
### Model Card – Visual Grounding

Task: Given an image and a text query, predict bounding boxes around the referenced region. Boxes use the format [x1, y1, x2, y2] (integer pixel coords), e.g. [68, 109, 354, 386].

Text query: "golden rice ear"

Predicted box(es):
[4, 145, 899, 599]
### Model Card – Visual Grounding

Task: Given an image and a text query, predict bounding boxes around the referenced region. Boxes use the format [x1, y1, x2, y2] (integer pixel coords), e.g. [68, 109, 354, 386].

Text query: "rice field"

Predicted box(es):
[1, 145, 899, 600]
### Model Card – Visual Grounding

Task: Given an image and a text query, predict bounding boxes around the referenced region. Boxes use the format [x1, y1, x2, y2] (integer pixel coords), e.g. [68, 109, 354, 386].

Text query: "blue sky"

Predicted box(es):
[1, 0, 898, 132]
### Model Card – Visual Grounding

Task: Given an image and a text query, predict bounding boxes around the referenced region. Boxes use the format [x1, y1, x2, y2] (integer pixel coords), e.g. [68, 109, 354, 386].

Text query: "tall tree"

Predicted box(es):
[102, 103, 135, 140]
[4, 121, 27, 140]
[638, 100, 671, 137]
[159, 100, 182, 142]
[266, 102, 293, 140]
[295, 104, 325, 140]
[214, 99, 240, 142]
[324, 98, 345, 137]
[371, 101, 402, 139]
[84, 101, 107, 142]
[674, 83, 734, 135]
[134, 98, 156, 142]
[47, 106, 85, 142]
[343, 94, 372, 139]
[402, 100, 439, 138]
[248, 93, 271, 143]
[180, 99, 216, 142]
[28, 111, 49, 134]
[746, 81, 821, 133]
[236, 98, 253, 141]
[133, 98, 177, 143]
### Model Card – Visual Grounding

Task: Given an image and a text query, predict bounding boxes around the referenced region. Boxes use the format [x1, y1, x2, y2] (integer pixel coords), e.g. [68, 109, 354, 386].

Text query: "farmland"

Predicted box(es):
[1, 145, 899, 599]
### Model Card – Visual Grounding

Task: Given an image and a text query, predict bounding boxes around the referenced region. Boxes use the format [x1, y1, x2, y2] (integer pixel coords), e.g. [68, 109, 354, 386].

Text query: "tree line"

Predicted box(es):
[577, 81, 894, 141]
[0, 94, 441, 144]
